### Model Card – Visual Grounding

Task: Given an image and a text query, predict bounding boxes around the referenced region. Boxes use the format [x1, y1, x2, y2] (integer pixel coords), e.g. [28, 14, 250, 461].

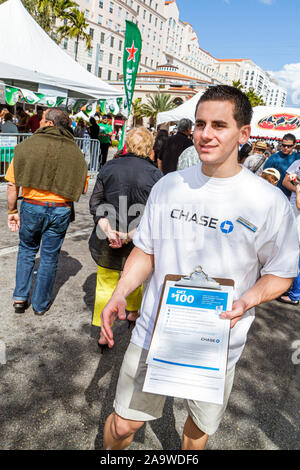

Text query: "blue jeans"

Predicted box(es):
[13, 200, 71, 313]
[289, 257, 300, 301]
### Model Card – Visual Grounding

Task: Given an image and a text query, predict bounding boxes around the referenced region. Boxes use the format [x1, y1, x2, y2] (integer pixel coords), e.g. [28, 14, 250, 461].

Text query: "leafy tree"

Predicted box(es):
[232, 80, 244, 91]
[245, 87, 266, 107]
[141, 93, 177, 127]
[37, 0, 77, 40]
[232, 80, 266, 107]
[56, 7, 92, 61]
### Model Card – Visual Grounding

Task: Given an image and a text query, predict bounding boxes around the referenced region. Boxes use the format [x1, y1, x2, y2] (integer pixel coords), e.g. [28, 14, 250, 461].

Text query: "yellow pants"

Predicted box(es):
[92, 265, 143, 327]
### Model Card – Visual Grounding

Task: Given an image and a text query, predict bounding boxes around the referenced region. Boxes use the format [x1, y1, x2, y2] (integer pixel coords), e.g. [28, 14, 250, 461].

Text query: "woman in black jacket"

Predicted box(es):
[89, 127, 162, 351]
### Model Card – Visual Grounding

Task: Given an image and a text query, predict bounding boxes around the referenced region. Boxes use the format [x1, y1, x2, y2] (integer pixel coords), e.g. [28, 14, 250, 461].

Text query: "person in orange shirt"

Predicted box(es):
[6, 108, 89, 315]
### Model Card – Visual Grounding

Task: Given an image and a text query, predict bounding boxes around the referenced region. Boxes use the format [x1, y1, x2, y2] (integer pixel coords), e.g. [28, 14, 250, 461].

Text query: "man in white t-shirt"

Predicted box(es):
[100, 85, 299, 450]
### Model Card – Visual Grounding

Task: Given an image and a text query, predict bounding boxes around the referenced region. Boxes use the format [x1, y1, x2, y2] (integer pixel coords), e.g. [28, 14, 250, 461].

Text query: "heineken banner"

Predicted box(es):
[20, 89, 40, 105]
[119, 20, 142, 149]
[3, 85, 125, 117]
[5, 86, 20, 106]
[123, 20, 142, 115]
[85, 100, 98, 115]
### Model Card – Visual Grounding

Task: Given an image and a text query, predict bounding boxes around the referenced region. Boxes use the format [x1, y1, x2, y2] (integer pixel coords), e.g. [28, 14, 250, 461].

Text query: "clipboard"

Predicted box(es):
[143, 272, 235, 404]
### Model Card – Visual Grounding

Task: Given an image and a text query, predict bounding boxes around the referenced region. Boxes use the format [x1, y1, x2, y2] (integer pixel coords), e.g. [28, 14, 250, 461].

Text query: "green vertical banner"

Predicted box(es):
[118, 20, 142, 150]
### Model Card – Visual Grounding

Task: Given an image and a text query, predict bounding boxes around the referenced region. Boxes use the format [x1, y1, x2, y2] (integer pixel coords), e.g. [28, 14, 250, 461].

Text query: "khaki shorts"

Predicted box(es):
[113, 342, 235, 436]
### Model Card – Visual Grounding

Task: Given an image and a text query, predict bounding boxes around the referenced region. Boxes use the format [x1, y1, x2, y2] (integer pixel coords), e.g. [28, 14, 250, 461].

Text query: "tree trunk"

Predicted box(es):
[75, 36, 79, 61]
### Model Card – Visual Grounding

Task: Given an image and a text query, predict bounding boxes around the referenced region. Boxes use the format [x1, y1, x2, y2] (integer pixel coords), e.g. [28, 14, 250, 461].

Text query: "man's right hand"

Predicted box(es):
[8, 214, 20, 232]
[101, 293, 127, 348]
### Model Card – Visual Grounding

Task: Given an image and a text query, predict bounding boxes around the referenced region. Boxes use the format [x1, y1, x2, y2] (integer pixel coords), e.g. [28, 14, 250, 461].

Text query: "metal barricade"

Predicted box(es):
[74, 136, 101, 174]
[0, 133, 101, 179]
[0, 133, 32, 179]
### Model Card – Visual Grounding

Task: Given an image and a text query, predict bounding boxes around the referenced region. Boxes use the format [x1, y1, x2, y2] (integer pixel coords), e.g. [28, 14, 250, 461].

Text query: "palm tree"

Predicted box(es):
[37, 0, 77, 41]
[56, 7, 92, 61]
[141, 93, 177, 127]
[131, 98, 145, 127]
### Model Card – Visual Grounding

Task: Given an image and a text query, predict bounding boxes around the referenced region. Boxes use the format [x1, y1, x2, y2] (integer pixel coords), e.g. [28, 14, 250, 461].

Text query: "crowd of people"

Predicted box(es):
[3, 85, 300, 450]
[0, 106, 44, 133]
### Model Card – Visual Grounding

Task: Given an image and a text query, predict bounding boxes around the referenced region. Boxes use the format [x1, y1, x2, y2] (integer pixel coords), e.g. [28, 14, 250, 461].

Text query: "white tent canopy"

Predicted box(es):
[0, 0, 122, 99]
[156, 91, 204, 126]
[250, 106, 300, 139]
[157, 92, 300, 141]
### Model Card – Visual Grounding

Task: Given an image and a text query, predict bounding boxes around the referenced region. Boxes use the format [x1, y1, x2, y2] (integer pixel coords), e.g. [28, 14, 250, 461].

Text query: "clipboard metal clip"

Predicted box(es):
[176, 266, 221, 290]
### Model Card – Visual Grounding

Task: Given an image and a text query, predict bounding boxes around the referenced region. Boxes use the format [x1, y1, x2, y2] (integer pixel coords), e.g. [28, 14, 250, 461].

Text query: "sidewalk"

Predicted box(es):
[0, 168, 299, 450]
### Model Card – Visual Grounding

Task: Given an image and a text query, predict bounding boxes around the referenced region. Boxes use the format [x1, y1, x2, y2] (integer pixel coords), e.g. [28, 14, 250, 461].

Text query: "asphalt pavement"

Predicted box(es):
[0, 154, 299, 451]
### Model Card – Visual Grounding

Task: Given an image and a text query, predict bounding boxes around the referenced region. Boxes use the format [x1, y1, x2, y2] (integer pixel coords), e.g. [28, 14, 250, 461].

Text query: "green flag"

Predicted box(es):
[66, 98, 77, 113]
[5, 86, 20, 106]
[119, 20, 142, 150]
[99, 99, 106, 114]
[73, 99, 88, 114]
[20, 88, 41, 105]
[85, 100, 97, 115]
[123, 20, 142, 115]
[56, 97, 67, 107]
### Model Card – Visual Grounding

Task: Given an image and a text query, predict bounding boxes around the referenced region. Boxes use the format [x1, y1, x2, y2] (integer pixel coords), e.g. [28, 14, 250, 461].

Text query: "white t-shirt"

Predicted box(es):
[132, 164, 299, 370]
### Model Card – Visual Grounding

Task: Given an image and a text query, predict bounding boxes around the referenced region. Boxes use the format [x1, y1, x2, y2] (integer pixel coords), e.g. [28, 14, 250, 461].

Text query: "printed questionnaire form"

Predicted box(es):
[143, 280, 233, 404]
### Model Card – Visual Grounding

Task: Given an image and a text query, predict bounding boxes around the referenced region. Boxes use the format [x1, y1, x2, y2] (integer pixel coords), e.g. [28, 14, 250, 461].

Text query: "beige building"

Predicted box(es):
[163, 1, 228, 84]
[61, 0, 229, 84]
[217, 58, 287, 106]
[62, 0, 168, 80]
[60, 0, 287, 108]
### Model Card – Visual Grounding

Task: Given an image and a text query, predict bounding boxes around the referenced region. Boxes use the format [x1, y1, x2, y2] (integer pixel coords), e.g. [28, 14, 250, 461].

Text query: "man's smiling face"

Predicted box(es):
[193, 100, 250, 174]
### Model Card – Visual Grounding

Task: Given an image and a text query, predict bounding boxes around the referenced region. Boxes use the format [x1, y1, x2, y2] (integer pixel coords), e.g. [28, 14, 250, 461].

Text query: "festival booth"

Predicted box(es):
[0, 0, 128, 174]
[0, 0, 128, 141]
[156, 91, 204, 126]
[0, 0, 125, 106]
[249, 106, 300, 143]
[157, 94, 300, 147]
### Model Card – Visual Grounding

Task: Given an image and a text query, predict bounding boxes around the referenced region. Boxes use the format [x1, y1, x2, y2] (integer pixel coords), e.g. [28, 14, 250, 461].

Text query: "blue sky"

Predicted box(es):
[175, 0, 300, 106]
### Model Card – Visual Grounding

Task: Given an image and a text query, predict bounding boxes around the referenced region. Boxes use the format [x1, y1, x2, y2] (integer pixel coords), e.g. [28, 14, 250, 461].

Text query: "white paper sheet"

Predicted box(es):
[143, 280, 233, 404]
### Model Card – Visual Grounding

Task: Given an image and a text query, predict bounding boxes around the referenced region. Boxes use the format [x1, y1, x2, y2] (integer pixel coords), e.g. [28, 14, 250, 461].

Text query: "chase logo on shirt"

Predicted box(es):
[170, 209, 235, 234]
[220, 220, 234, 234]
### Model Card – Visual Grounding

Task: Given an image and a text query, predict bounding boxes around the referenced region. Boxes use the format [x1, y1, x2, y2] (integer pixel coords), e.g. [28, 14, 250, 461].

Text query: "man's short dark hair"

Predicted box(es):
[282, 133, 296, 144]
[177, 118, 193, 133]
[195, 85, 253, 128]
[45, 108, 70, 130]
